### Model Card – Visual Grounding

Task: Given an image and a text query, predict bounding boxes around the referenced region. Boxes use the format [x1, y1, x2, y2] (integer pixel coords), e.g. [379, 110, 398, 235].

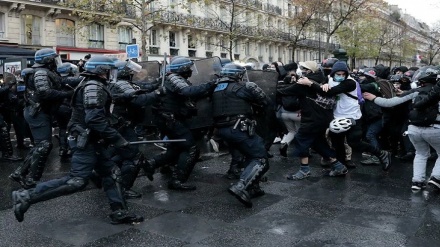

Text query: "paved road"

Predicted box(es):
[0, 137, 439, 247]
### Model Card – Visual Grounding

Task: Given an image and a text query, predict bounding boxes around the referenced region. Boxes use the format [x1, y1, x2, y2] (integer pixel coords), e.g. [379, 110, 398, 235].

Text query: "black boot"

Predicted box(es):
[226, 163, 241, 179]
[248, 183, 265, 199]
[12, 190, 32, 222]
[168, 179, 196, 191]
[228, 180, 252, 208]
[142, 159, 156, 181]
[109, 209, 144, 225]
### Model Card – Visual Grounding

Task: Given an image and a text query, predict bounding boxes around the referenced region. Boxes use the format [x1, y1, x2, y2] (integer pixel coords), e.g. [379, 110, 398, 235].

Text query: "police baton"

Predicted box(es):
[128, 139, 186, 145]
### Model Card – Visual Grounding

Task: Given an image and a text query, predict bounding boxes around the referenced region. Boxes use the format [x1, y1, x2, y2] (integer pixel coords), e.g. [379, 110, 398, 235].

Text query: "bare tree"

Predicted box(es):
[60, 0, 170, 61]
[320, 0, 378, 56]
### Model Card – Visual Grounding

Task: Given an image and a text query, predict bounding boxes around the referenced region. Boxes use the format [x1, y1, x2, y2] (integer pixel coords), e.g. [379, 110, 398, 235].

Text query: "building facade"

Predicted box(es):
[0, 0, 437, 69]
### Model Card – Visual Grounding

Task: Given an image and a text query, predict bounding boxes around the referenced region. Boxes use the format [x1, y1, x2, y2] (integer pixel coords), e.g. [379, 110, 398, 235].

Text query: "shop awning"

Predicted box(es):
[0, 45, 36, 57]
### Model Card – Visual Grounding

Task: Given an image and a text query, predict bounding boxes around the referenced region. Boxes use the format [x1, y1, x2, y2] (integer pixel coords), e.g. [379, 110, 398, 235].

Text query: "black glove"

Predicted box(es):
[63, 90, 74, 99]
[154, 86, 166, 96]
[112, 134, 129, 148]
[207, 79, 218, 89]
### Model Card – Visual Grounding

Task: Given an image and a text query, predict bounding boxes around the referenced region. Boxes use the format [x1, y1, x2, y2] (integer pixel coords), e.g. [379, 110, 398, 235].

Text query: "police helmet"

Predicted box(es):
[220, 63, 246, 81]
[413, 66, 440, 85]
[169, 57, 193, 74]
[84, 55, 115, 77]
[389, 74, 402, 82]
[33, 48, 61, 67]
[57, 62, 78, 77]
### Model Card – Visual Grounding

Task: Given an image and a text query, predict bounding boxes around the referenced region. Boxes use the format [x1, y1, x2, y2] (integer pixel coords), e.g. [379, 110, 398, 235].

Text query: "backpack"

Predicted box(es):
[344, 80, 365, 105]
[376, 79, 396, 99]
[281, 95, 301, 111]
[408, 91, 439, 127]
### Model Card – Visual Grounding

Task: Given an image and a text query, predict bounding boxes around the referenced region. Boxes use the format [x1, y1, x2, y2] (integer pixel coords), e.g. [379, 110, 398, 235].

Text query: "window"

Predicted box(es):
[21, 15, 42, 45]
[220, 39, 226, 52]
[221, 53, 227, 58]
[169, 31, 177, 47]
[258, 43, 264, 55]
[188, 50, 196, 57]
[205, 36, 212, 51]
[150, 29, 158, 46]
[234, 40, 239, 54]
[245, 42, 250, 56]
[118, 26, 133, 50]
[89, 23, 104, 48]
[188, 35, 196, 49]
[0, 12, 5, 39]
[55, 19, 75, 46]
[234, 54, 239, 61]
[206, 51, 213, 58]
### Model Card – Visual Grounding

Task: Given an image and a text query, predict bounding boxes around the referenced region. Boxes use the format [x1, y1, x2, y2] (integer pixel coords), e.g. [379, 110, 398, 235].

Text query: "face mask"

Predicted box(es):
[334, 75, 345, 82]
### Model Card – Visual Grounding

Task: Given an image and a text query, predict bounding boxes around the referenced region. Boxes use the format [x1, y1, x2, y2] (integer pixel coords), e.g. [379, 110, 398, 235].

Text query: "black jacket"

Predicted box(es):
[277, 71, 333, 133]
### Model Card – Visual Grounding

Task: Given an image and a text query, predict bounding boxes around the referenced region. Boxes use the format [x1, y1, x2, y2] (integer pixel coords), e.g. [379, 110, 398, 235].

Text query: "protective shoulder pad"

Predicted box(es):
[83, 80, 108, 108]
[33, 69, 51, 93]
[112, 80, 136, 94]
[245, 81, 266, 100]
[166, 74, 189, 92]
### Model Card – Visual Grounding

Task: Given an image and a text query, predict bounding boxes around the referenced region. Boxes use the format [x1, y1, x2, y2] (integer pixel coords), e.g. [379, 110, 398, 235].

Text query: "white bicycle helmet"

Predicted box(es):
[329, 118, 353, 133]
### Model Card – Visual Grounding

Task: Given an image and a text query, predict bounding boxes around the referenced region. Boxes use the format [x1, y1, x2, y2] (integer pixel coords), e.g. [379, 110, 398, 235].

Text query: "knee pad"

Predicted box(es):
[36, 140, 53, 155]
[242, 159, 268, 189]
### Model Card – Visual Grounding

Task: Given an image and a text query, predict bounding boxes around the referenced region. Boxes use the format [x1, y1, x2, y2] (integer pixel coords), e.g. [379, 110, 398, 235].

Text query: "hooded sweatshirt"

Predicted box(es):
[311, 61, 362, 120]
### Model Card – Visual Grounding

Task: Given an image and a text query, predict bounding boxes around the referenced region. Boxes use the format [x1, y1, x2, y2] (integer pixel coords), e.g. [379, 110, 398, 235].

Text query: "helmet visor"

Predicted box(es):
[54, 56, 63, 68]
[126, 60, 142, 73]
[110, 68, 118, 84]
[191, 62, 198, 76]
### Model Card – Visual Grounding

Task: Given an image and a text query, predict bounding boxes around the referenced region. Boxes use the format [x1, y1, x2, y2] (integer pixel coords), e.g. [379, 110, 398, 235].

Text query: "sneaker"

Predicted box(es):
[286, 169, 311, 180]
[209, 139, 220, 153]
[12, 190, 31, 222]
[273, 137, 281, 144]
[362, 152, 373, 158]
[423, 183, 440, 201]
[323, 162, 348, 177]
[360, 156, 380, 166]
[411, 181, 426, 192]
[428, 177, 440, 189]
[379, 151, 392, 171]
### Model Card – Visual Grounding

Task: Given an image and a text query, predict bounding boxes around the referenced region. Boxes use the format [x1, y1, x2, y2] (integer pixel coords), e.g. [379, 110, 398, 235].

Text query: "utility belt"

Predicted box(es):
[68, 125, 90, 149]
[215, 115, 257, 136]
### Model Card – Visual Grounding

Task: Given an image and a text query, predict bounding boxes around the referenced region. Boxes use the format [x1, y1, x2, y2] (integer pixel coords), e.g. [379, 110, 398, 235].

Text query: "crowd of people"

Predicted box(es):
[1, 48, 440, 225]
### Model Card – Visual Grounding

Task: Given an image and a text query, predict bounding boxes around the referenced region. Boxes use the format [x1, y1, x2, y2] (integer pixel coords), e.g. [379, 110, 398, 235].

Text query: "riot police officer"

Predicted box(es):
[143, 57, 217, 191]
[9, 48, 72, 188]
[11, 55, 143, 225]
[109, 60, 162, 199]
[0, 79, 22, 161]
[211, 63, 269, 208]
[56, 62, 82, 158]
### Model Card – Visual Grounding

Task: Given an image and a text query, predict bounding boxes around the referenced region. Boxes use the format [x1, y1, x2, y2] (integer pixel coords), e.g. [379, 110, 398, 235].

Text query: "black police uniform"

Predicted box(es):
[11, 64, 143, 224]
[0, 85, 22, 161]
[144, 66, 216, 191]
[212, 76, 269, 208]
[10, 51, 72, 188]
[108, 78, 159, 198]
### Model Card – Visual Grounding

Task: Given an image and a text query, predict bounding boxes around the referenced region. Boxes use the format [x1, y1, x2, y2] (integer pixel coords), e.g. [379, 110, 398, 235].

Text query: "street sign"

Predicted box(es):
[126, 44, 139, 59]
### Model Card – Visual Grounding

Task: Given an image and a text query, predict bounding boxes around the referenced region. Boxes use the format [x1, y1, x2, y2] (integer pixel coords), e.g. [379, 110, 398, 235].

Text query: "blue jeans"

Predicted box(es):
[365, 119, 383, 150]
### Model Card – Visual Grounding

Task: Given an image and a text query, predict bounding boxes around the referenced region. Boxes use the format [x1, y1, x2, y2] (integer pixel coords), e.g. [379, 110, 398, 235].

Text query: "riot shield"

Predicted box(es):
[247, 70, 278, 104]
[187, 57, 222, 129]
[132, 61, 161, 83]
[247, 70, 280, 151]
[132, 61, 161, 127]
[3, 72, 17, 86]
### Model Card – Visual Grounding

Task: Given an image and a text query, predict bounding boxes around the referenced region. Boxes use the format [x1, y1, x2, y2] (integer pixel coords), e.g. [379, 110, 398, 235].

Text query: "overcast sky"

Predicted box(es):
[385, 0, 440, 26]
